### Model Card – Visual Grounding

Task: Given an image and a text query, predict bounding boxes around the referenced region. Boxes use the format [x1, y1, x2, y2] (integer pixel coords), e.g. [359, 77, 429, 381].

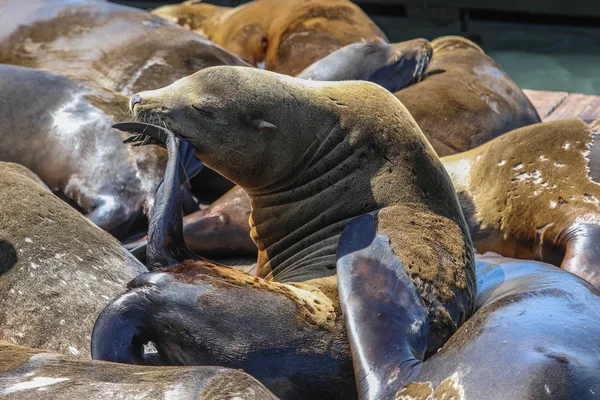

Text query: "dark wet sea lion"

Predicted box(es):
[444, 118, 600, 288]
[395, 36, 541, 156]
[0, 342, 277, 399]
[296, 39, 432, 94]
[93, 67, 475, 398]
[153, 0, 387, 75]
[0, 0, 248, 95]
[0, 64, 203, 239]
[0, 162, 147, 356]
[337, 216, 600, 399]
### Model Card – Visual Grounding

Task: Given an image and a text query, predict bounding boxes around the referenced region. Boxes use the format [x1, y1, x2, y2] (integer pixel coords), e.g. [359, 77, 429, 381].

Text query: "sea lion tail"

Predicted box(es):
[337, 214, 429, 400]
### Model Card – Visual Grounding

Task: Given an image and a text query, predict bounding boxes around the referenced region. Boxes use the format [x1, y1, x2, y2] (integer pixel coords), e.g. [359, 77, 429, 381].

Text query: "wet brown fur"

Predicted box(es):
[395, 36, 540, 156]
[152, 0, 387, 75]
[443, 118, 600, 287]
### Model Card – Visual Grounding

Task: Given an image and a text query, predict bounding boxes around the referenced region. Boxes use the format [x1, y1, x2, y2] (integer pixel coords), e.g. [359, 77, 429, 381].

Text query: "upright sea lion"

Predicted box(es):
[0, 162, 147, 356]
[444, 118, 600, 287]
[337, 217, 600, 399]
[0, 0, 248, 95]
[395, 36, 541, 156]
[0, 342, 277, 399]
[0, 64, 202, 239]
[93, 67, 475, 398]
[153, 0, 387, 75]
[123, 38, 434, 256]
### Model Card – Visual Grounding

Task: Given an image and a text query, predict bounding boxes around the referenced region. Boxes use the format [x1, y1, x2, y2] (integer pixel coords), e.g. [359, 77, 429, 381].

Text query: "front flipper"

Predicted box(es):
[337, 214, 429, 400]
[561, 223, 600, 289]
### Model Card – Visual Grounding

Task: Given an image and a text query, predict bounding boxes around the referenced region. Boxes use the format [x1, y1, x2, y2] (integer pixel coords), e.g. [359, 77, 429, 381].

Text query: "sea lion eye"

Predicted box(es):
[192, 105, 215, 119]
[192, 105, 229, 126]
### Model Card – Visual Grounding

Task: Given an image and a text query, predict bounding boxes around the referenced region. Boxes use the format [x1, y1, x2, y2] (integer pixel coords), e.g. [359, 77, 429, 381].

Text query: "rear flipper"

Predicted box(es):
[337, 214, 429, 400]
[114, 122, 203, 269]
[561, 223, 600, 289]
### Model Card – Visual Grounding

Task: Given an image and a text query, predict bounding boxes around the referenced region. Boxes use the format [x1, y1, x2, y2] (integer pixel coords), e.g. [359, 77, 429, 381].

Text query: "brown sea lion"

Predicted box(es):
[395, 36, 541, 156]
[125, 39, 434, 255]
[188, 119, 600, 290]
[92, 67, 475, 399]
[152, 0, 387, 75]
[0, 162, 147, 356]
[0, 342, 277, 399]
[444, 118, 600, 288]
[0, 64, 205, 239]
[337, 217, 600, 399]
[0, 0, 249, 95]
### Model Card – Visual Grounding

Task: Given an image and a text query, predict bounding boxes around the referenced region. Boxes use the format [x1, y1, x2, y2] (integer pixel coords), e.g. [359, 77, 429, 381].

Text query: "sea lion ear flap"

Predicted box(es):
[254, 119, 277, 133]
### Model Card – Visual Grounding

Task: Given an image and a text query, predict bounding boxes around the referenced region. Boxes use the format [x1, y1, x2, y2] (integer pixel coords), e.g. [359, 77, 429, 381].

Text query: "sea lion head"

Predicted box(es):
[431, 35, 484, 55]
[152, 1, 225, 36]
[130, 66, 387, 192]
[297, 39, 432, 93]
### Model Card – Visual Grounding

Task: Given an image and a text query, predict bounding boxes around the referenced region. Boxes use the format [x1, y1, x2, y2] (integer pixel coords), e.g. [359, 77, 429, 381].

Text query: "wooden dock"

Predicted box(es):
[524, 89, 600, 122]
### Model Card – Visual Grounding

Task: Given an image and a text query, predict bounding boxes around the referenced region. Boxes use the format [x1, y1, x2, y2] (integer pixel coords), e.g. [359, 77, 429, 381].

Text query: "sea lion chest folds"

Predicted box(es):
[248, 101, 466, 287]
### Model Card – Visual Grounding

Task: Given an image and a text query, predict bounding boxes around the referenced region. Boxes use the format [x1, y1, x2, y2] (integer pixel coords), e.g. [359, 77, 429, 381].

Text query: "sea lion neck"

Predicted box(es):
[247, 101, 441, 283]
[248, 122, 383, 283]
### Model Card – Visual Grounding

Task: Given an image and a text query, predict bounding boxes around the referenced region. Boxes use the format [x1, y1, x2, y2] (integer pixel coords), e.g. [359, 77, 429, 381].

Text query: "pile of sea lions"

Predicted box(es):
[1, 0, 599, 399]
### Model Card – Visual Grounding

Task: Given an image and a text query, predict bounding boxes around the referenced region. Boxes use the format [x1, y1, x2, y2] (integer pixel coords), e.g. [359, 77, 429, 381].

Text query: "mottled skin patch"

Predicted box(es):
[0, 162, 147, 356]
[0, 342, 277, 399]
[0, 0, 248, 95]
[395, 36, 540, 156]
[152, 0, 387, 75]
[443, 118, 600, 288]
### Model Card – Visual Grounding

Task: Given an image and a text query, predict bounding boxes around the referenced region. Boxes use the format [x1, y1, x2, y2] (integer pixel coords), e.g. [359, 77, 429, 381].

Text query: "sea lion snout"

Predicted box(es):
[130, 94, 143, 110]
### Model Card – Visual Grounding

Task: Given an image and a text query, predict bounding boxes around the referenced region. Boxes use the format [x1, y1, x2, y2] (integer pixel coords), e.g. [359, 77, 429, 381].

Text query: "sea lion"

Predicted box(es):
[191, 119, 600, 290]
[0, 162, 147, 356]
[0, 0, 248, 95]
[337, 216, 600, 399]
[93, 66, 474, 398]
[443, 118, 600, 288]
[152, 0, 387, 75]
[395, 36, 541, 156]
[0, 342, 277, 399]
[124, 38, 434, 256]
[0, 64, 203, 239]
[296, 39, 432, 94]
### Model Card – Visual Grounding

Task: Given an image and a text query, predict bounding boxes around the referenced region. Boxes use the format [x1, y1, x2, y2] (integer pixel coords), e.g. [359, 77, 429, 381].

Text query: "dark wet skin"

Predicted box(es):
[0, 0, 249, 95]
[92, 123, 355, 400]
[296, 39, 433, 94]
[337, 216, 600, 399]
[0, 64, 204, 240]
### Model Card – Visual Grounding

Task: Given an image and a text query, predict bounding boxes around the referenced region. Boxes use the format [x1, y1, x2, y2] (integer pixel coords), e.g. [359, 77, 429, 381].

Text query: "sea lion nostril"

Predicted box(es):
[130, 94, 144, 110]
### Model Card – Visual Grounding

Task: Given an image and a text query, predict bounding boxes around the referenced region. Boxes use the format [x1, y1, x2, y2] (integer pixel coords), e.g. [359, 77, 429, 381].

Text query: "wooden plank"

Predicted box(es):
[524, 89, 600, 122]
[544, 93, 600, 122]
[523, 89, 568, 120]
